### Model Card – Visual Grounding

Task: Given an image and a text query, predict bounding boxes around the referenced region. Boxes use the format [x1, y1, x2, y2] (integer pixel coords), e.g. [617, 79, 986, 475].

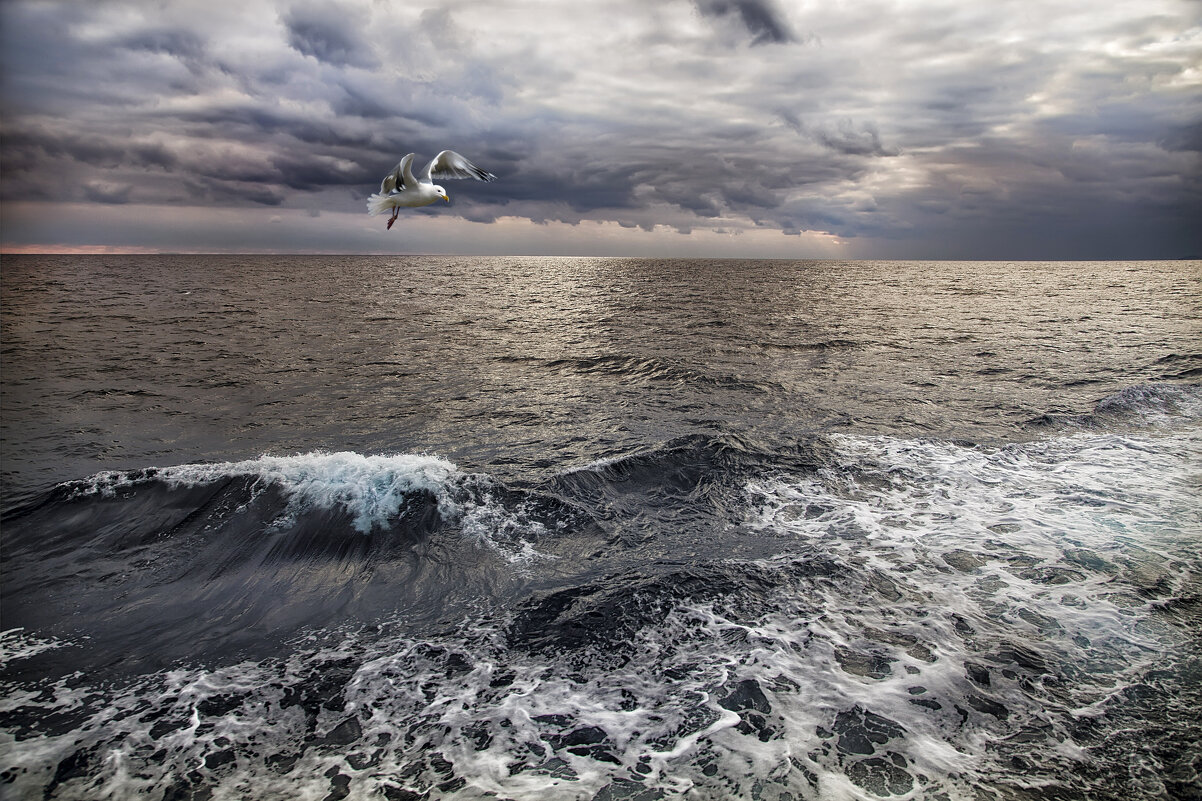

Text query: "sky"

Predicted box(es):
[1, 0, 1199, 258]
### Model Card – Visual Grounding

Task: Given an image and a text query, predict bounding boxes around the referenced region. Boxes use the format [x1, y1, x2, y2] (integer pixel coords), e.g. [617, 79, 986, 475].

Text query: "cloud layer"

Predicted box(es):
[1, 0, 1199, 256]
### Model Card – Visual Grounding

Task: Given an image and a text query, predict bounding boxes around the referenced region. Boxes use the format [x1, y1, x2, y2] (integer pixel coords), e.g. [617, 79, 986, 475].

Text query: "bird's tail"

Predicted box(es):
[366, 193, 394, 216]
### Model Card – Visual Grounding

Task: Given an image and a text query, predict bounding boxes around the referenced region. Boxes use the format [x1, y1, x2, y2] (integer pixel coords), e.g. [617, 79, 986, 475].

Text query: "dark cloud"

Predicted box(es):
[82, 181, 134, 204]
[170, 104, 340, 144]
[119, 29, 207, 63]
[272, 154, 374, 191]
[777, 113, 899, 157]
[1160, 122, 1202, 154]
[776, 109, 805, 136]
[333, 85, 397, 121]
[184, 178, 286, 207]
[814, 120, 898, 157]
[281, 3, 377, 68]
[0, 0, 1197, 256]
[695, 0, 795, 45]
[0, 126, 178, 201]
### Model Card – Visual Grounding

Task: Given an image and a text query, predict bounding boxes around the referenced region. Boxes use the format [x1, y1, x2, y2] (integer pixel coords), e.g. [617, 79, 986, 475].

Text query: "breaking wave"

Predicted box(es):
[4, 406, 1200, 799]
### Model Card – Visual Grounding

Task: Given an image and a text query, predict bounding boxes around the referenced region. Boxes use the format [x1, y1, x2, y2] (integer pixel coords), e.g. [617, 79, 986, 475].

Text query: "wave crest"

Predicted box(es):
[67, 452, 461, 533]
[1026, 382, 1202, 431]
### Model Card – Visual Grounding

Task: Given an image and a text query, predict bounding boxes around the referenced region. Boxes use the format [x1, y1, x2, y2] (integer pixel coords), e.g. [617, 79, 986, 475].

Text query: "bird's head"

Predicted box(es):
[435, 186, 449, 202]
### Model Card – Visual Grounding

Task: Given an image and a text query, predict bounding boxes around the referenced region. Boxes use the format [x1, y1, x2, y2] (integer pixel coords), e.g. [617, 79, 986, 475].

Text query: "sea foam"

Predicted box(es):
[70, 451, 462, 533]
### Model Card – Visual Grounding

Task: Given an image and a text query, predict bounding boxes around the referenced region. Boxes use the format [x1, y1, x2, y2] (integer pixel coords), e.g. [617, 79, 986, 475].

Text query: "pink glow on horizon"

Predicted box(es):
[2, 243, 169, 255]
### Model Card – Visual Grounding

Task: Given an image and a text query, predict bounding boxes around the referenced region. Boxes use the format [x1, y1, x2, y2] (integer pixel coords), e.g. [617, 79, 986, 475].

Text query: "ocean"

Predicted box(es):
[1, 255, 1199, 800]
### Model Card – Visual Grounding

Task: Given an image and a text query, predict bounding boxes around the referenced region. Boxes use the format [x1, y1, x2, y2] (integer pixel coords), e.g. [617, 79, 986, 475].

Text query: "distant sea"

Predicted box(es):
[2, 255, 1199, 800]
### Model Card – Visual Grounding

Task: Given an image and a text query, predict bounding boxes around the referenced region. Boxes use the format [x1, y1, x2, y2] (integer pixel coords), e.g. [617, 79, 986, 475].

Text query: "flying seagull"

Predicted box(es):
[367, 150, 497, 229]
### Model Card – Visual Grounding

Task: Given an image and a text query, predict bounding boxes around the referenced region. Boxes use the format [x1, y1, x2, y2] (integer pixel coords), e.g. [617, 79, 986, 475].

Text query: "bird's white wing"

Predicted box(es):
[380, 153, 417, 194]
[420, 150, 497, 183]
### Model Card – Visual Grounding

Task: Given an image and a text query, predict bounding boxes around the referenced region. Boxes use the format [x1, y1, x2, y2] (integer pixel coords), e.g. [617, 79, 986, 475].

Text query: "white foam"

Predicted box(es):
[750, 428, 1200, 567]
[459, 495, 560, 567]
[743, 426, 1201, 791]
[0, 628, 70, 665]
[65, 452, 559, 564]
[9, 429, 1198, 799]
[71, 451, 461, 533]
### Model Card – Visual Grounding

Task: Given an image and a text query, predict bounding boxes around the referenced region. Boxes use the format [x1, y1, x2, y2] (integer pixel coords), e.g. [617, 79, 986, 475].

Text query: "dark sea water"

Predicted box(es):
[1, 255, 1200, 801]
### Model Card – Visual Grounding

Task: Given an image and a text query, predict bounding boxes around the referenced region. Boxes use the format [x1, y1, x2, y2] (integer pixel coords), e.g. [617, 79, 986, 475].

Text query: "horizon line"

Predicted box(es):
[3, 247, 1199, 263]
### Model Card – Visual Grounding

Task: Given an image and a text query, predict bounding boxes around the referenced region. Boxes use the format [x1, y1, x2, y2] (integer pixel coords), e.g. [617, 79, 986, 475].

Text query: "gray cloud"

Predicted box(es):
[0, 0, 1198, 257]
[815, 122, 897, 157]
[82, 181, 134, 204]
[695, 0, 795, 45]
[0, 126, 179, 204]
[119, 29, 208, 65]
[281, 3, 377, 68]
[184, 177, 286, 207]
[777, 112, 900, 157]
[1160, 122, 1202, 154]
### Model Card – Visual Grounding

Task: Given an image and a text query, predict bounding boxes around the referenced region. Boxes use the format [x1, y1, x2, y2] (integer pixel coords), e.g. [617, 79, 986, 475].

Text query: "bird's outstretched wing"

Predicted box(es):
[420, 150, 497, 183]
[380, 153, 417, 194]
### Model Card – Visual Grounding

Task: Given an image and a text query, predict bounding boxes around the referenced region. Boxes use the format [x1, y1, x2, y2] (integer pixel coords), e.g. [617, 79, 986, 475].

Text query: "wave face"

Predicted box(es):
[2, 256, 1201, 800]
[1, 452, 597, 675]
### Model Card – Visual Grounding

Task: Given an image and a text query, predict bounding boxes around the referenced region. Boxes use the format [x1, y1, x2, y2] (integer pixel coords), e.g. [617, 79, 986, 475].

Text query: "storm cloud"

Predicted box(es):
[282, 3, 378, 69]
[694, 0, 795, 46]
[0, 0, 1198, 256]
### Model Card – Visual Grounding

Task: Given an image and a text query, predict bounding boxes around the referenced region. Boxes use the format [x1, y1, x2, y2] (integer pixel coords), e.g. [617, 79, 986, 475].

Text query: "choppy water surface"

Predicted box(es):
[1, 256, 1199, 800]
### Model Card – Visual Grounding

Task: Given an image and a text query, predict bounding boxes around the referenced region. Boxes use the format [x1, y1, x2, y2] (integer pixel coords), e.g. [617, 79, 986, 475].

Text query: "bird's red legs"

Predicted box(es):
[386, 208, 399, 230]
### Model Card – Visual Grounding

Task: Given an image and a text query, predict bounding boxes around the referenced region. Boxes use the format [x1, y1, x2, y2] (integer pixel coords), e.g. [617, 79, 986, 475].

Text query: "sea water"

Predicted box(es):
[1, 256, 1199, 800]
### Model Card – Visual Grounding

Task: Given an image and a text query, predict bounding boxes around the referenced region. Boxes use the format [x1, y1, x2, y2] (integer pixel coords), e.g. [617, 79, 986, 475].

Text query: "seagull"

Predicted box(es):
[367, 150, 497, 229]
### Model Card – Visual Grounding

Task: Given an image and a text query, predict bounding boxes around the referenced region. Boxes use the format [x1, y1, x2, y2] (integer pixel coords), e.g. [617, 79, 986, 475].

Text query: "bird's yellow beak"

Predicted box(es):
[443, 194, 450, 202]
